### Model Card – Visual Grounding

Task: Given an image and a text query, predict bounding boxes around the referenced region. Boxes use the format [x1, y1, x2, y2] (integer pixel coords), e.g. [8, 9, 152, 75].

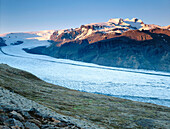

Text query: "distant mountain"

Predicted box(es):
[1, 18, 170, 72]
[49, 18, 170, 45]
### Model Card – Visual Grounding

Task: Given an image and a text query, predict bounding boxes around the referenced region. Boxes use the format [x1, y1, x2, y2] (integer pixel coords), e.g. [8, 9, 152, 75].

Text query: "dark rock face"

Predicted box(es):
[78, 31, 170, 71]
[26, 28, 170, 72]
[0, 38, 6, 47]
[11, 41, 24, 45]
[50, 29, 81, 44]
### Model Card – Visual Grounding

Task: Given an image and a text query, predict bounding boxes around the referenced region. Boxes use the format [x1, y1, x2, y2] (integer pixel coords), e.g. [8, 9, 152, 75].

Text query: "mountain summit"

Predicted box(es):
[50, 18, 169, 45]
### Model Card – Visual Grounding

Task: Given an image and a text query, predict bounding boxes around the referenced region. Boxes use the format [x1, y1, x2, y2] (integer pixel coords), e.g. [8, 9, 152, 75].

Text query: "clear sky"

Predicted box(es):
[0, 0, 170, 34]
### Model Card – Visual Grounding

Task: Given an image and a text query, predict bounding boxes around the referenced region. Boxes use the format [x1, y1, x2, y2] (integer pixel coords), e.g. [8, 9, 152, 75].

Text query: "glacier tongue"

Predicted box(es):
[0, 31, 170, 107]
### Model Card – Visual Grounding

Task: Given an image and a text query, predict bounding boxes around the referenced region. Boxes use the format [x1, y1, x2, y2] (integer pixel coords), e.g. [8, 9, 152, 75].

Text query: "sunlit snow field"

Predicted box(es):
[0, 32, 170, 107]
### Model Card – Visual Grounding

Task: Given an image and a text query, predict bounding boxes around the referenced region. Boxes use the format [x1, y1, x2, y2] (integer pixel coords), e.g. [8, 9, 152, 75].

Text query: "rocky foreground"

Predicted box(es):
[0, 105, 80, 129]
[0, 87, 100, 129]
[0, 64, 170, 128]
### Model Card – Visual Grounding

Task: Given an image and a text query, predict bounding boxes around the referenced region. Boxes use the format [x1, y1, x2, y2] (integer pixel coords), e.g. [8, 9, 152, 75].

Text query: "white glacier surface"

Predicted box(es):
[0, 32, 170, 107]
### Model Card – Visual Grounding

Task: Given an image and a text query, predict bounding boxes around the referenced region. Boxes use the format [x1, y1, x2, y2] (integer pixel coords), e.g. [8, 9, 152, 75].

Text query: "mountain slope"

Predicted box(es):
[0, 64, 170, 128]
[49, 18, 169, 44]
[23, 18, 170, 72]
[26, 28, 170, 72]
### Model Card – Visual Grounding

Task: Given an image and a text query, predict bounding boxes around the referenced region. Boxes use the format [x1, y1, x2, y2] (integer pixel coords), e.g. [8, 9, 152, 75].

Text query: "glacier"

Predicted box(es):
[0, 32, 170, 107]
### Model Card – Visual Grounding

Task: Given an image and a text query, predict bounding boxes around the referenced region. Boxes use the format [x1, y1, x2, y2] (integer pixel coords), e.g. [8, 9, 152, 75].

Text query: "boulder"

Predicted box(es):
[28, 119, 41, 127]
[0, 125, 10, 129]
[10, 111, 25, 121]
[4, 118, 24, 129]
[51, 117, 60, 123]
[0, 114, 9, 125]
[20, 111, 32, 119]
[24, 121, 40, 129]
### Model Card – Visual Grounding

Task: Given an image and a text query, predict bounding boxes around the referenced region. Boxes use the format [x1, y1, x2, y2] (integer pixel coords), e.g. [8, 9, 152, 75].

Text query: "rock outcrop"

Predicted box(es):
[0, 38, 6, 47]
[0, 105, 81, 129]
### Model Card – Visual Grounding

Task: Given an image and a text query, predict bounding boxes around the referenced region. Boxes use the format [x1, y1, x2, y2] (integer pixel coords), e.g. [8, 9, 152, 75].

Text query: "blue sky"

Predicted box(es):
[0, 0, 170, 34]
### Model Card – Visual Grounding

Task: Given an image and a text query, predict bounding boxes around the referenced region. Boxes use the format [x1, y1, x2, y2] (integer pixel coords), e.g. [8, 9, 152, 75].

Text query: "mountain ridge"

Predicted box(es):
[1, 18, 170, 72]
[25, 27, 170, 72]
[49, 18, 170, 44]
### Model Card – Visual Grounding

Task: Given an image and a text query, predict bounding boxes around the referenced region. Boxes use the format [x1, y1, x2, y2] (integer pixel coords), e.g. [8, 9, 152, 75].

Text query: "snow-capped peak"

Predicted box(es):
[124, 18, 143, 23]
[49, 18, 170, 43]
[108, 18, 124, 25]
[1, 18, 169, 46]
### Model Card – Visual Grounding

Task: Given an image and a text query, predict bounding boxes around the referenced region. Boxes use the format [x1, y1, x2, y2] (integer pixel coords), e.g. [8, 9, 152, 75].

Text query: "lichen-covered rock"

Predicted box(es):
[28, 119, 41, 127]
[0, 125, 10, 129]
[24, 121, 40, 129]
[20, 111, 32, 119]
[10, 111, 25, 121]
[4, 118, 24, 129]
[0, 102, 84, 129]
[0, 114, 9, 124]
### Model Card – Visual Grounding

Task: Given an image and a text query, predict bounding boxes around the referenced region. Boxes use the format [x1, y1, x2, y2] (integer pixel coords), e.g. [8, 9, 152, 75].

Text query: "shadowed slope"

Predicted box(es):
[25, 28, 170, 72]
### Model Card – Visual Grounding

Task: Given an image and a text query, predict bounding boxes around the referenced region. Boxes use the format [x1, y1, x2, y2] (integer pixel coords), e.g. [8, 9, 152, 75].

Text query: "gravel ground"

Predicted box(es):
[0, 87, 103, 129]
